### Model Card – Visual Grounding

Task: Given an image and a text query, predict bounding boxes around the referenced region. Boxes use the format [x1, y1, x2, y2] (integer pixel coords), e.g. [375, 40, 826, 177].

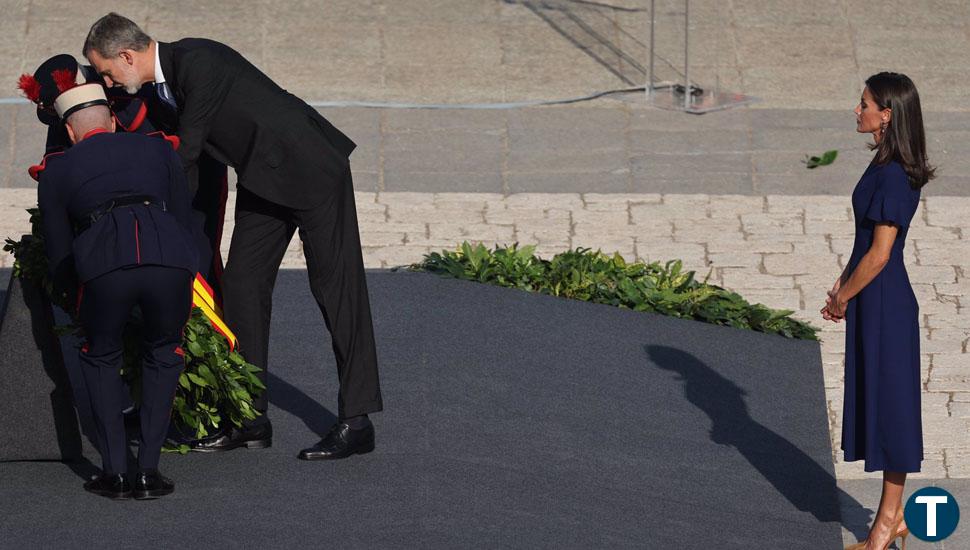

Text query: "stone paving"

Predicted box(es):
[7, 104, 970, 194]
[1, 0, 969, 497]
[2, 0, 969, 110]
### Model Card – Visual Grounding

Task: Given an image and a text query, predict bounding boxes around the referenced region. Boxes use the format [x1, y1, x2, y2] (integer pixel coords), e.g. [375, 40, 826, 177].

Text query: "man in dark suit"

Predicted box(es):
[83, 13, 383, 459]
[37, 80, 197, 499]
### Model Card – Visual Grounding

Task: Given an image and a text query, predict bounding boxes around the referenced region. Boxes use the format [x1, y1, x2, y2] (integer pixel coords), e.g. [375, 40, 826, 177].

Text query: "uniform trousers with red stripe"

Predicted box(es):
[78, 265, 193, 475]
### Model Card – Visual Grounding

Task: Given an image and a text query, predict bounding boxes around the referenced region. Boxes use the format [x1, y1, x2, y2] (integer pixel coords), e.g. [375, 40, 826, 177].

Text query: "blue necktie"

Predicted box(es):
[155, 82, 177, 111]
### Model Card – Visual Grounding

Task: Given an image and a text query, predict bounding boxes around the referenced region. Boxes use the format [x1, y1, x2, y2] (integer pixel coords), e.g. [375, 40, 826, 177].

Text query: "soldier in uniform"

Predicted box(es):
[23, 54, 231, 445]
[34, 77, 198, 499]
[25, 53, 228, 293]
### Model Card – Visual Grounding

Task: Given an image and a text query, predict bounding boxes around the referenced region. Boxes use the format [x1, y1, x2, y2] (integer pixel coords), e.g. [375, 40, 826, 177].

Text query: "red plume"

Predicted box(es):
[51, 69, 78, 93]
[17, 74, 41, 103]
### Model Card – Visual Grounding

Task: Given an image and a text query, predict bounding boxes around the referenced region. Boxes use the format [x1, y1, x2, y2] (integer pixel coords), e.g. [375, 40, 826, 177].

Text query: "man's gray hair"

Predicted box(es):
[83, 13, 151, 58]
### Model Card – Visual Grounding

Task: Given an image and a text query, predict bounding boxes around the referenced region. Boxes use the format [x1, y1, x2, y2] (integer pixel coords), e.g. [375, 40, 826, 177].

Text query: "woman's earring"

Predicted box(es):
[880, 120, 888, 133]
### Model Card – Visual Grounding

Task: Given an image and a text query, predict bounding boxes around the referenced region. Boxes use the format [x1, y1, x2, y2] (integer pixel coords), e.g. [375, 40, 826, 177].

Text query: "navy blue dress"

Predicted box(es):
[842, 160, 922, 473]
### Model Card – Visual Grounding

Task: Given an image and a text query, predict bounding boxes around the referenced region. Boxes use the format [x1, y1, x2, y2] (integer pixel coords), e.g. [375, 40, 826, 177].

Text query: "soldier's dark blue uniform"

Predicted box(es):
[27, 54, 226, 296]
[38, 128, 198, 478]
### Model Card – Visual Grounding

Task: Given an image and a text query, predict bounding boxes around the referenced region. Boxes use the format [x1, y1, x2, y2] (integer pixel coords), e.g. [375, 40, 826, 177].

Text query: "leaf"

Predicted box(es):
[186, 340, 205, 357]
[804, 149, 838, 169]
[197, 363, 218, 386]
[186, 372, 209, 387]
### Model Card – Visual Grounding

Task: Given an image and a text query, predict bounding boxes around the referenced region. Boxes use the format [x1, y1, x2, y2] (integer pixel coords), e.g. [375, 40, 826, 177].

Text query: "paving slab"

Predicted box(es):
[8, 102, 970, 196]
[3, 0, 970, 109]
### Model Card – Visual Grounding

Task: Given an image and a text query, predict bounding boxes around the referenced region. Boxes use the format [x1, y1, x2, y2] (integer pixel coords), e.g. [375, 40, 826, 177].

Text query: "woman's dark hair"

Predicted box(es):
[865, 72, 935, 189]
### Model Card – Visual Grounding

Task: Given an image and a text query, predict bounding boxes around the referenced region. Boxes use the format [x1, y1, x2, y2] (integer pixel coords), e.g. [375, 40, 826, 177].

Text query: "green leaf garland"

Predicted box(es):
[411, 242, 818, 341]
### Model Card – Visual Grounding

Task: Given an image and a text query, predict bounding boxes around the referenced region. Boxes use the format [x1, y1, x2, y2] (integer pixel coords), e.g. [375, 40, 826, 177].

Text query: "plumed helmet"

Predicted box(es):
[17, 54, 107, 124]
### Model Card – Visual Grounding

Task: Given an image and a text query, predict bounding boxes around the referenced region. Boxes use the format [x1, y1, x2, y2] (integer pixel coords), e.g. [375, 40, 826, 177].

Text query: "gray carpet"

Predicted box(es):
[0, 269, 849, 548]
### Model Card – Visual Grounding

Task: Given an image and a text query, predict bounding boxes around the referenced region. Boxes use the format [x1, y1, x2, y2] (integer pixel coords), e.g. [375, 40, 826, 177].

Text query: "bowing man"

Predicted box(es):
[83, 12, 383, 459]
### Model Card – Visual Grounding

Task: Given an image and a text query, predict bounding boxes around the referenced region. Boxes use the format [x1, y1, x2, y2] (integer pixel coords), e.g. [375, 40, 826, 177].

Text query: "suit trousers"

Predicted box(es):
[78, 265, 193, 475]
[221, 171, 383, 420]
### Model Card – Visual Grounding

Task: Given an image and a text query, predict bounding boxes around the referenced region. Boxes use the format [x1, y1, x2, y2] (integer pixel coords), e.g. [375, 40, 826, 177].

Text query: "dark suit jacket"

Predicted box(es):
[38, 131, 199, 284]
[156, 39, 356, 209]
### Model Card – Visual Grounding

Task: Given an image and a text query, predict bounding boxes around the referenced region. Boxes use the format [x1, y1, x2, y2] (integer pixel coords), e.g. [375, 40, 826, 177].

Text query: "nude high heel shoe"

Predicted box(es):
[892, 520, 909, 550]
[844, 517, 908, 550]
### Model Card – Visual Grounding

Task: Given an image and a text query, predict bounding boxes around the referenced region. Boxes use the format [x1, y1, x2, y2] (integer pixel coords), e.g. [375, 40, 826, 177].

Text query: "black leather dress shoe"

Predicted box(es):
[298, 422, 375, 460]
[190, 421, 272, 453]
[133, 470, 174, 500]
[84, 473, 132, 500]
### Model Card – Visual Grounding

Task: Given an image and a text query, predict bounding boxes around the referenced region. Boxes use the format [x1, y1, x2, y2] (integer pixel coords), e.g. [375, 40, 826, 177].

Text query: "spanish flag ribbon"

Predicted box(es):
[192, 273, 237, 351]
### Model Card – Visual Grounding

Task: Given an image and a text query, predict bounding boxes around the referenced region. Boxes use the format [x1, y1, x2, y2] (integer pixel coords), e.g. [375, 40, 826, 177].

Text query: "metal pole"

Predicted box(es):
[683, 0, 690, 110]
[714, 0, 720, 98]
[647, 0, 655, 100]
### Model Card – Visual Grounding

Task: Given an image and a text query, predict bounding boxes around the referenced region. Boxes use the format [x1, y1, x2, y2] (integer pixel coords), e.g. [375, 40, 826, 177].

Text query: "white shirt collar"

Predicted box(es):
[153, 42, 165, 84]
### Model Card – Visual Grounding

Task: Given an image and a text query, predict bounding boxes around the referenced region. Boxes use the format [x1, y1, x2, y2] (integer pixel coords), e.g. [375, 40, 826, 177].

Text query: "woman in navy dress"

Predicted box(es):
[823, 72, 935, 550]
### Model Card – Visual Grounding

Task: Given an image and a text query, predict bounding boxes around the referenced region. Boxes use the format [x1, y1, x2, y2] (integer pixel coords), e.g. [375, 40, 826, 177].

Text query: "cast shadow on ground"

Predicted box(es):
[0, 275, 100, 481]
[66, 454, 99, 481]
[266, 372, 337, 438]
[63, 371, 338, 481]
[646, 345, 872, 540]
[506, 0, 651, 86]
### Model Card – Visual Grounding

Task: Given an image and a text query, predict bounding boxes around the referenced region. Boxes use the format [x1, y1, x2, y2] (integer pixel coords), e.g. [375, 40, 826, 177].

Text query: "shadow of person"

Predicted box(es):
[0, 273, 100, 481]
[646, 344, 872, 538]
[64, 455, 100, 480]
[266, 373, 337, 438]
[15, 455, 100, 483]
[504, 0, 649, 86]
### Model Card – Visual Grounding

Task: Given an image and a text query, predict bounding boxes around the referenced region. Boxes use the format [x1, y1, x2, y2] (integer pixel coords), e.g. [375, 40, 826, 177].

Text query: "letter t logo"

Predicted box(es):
[916, 495, 949, 537]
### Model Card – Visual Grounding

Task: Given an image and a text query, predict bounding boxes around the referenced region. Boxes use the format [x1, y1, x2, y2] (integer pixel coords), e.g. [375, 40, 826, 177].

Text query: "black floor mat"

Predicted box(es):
[0, 269, 847, 548]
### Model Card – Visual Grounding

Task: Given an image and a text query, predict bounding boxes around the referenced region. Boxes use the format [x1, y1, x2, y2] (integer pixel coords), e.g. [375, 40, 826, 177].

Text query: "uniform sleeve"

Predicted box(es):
[865, 166, 918, 228]
[36, 170, 76, 290]
[164, 143, 194, 230]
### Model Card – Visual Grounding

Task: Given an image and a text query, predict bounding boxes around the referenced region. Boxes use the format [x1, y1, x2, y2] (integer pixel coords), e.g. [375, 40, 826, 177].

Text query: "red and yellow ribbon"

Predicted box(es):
[192, 273, 237, 351]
